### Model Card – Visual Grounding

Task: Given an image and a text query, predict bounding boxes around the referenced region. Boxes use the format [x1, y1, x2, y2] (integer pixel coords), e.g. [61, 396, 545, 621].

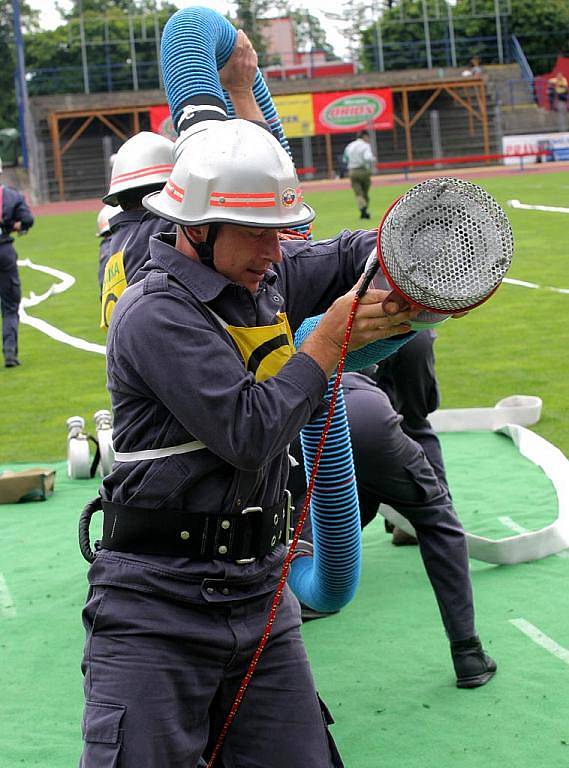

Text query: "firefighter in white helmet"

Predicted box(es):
[98, 30, 274, 329]
[99, 131, 175, 327]
[79, 108, 416, 768]
[95, 203, 120, 291]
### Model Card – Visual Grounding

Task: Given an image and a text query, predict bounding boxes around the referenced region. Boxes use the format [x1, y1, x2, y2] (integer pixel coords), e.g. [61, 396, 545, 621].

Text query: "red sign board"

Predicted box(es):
[312, 89, 393, 134]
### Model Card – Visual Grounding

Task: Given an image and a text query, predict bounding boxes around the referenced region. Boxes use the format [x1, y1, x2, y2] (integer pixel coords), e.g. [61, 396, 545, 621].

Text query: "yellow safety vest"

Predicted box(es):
[100, 248, 128, 329]
[208, 307, 295, 382]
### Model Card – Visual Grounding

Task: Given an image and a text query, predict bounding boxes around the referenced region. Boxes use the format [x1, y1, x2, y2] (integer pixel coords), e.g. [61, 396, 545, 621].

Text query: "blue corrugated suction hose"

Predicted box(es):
[160, 6, 301, 231]
[288, 317, 416, 612]
[161, 7, 291, 157]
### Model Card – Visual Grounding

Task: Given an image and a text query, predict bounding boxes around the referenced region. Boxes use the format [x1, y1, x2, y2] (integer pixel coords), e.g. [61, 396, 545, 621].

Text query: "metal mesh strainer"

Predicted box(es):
[378, 177, 514, 313]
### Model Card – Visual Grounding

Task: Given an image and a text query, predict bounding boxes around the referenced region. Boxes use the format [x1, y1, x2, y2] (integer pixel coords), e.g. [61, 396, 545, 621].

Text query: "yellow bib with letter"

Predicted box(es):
[100, 249, 127, 329]
[208, 308, 295, 382]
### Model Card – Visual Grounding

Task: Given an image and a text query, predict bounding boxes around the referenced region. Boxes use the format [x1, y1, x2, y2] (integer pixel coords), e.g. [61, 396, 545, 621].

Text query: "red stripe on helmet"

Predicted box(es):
[211, 200, 276, 208]
[111, 163, 174, 184]
[168, 178, 184, 195]
[165, 183, 183, 203]
[211, 192, 276, 201]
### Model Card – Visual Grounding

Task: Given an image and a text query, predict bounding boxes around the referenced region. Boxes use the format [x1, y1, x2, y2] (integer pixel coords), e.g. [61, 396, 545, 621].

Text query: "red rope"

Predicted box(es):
[206, 294, 362, 767]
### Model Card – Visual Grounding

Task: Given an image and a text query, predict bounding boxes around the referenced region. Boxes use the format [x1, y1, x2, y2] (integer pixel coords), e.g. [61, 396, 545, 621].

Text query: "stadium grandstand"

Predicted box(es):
[7, 2, 569, 203]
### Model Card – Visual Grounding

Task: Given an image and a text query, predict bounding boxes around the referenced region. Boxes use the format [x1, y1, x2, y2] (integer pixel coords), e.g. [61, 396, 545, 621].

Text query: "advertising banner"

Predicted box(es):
[502, 131, 569, 164]
[312, 89, 393, 134]
[149, 105, 176, 140]
[272, 93, 314, 137]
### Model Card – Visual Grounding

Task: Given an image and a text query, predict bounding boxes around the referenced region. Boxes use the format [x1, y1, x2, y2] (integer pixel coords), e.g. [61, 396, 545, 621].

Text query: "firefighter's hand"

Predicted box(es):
[220, 30, 258, 95]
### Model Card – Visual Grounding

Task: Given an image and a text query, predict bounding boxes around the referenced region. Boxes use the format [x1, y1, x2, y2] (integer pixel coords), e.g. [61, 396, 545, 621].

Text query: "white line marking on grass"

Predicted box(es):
[507, 199, 569, 214]
[510, 618, 569, 665]
[0, 573, 16, 619]
[498, 517, 569, 559]
[503, 277, 569, 295]
[17, 259, 106, 356]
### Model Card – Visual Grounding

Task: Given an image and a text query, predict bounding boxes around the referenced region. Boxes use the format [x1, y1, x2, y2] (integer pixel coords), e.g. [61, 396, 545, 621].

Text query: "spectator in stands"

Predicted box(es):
[0, 159, 34, 368]
[555, 72, 569, 110]
[342, 130, 376, 220]
[547, 72, 569, 111]
[470, 56, 483, 77]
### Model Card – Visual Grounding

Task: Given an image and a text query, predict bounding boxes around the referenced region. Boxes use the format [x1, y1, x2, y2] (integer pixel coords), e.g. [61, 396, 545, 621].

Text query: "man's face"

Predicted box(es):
[213, 223, 282, 293]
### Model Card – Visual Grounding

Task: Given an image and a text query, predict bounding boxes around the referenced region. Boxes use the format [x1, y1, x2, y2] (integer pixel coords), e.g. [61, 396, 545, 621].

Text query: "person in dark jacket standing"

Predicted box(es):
[0, 162, 34, 367]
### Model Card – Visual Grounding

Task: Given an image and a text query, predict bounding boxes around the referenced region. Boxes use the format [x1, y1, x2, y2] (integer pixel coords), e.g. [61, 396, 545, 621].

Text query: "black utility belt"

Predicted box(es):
[100, 493, 292, 563]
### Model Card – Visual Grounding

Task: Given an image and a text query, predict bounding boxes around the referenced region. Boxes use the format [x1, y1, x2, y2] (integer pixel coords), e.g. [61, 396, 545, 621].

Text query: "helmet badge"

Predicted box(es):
[281, 187, 297, 208]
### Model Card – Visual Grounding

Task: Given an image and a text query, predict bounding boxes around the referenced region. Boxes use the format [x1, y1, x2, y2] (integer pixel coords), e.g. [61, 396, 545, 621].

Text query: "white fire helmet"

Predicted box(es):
[96, 204, 120, 237]
[143, 119, 315, 229]
[103, 131, 174, 206]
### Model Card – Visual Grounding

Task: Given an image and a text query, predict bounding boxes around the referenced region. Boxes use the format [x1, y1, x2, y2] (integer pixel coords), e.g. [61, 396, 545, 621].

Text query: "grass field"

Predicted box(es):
[1, 169, 569, 767]
[2, 170, 568, 462]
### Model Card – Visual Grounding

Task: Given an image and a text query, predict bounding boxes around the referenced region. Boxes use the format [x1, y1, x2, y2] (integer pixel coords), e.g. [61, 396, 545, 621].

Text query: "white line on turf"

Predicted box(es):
[498, 517, 569, 559]
[17, 258, 106, 356]
[0, 573, 16, 619]
[510, 618, 569, 665]
[507, 199, 569, 214]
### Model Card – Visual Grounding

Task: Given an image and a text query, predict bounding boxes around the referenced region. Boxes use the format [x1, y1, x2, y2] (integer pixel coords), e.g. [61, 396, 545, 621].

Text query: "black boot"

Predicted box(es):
[451, 636, 497, 688]
[4, 351, 20, 368]
[360, 207, 371, 220]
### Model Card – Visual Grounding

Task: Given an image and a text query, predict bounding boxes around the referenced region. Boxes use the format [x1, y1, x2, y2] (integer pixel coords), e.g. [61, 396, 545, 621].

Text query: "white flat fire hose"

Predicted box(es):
[381, 397, 569, 564]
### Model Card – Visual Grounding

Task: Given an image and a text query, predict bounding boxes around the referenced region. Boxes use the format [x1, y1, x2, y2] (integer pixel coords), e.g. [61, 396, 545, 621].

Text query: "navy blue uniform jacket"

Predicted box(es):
[92, 228, 376, 602]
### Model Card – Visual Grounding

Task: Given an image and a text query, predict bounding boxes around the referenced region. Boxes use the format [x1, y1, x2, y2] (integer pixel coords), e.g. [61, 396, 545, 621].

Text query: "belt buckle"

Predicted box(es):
[235, 505, 263, 565]
[284, 490, 294, 547]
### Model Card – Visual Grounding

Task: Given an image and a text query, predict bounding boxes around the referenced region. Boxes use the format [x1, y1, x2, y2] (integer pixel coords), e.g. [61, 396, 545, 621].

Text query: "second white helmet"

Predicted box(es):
[143, 119, 315, 229]
[96, 204, 121, 237]
[103, 131, 174, 206]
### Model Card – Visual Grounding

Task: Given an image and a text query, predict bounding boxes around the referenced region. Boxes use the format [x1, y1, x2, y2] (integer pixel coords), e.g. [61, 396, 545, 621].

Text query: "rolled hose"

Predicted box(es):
[288, 317, 416, 612]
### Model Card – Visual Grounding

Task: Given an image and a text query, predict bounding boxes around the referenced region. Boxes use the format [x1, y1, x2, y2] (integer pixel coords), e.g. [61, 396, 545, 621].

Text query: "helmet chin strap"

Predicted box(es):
[181, 224, 219, 270]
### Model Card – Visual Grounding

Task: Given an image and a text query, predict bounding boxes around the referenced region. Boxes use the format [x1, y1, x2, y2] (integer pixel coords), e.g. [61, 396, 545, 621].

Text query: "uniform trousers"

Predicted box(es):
[0, 243, 21, 359]
[373, 330, 448, 490]
[80, 581, 342, 768]
[289, 370, 475, 642]
[348, 168, 372, 212]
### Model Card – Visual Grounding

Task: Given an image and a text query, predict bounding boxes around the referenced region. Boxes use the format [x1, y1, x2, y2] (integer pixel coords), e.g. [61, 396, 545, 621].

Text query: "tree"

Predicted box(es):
[322, 0, 370, 67]
[0, 0, 39, 129]
[273, 2, 337, 59]
[359, 0, 569, 74]
[56, 0, 177, 18]
[24, 1, 179, 96]
[231, 0, 271, 63]
[452, 0, 569, 73]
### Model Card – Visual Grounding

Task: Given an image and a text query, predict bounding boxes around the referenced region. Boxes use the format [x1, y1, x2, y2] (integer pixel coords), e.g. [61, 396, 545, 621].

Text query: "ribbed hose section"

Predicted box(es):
[161, 7, 235, 126]
[160, 6, 307, 234]
[297, 314, 416, 373]
[288, 379, 361, 612]
[288, 316, 416, 612]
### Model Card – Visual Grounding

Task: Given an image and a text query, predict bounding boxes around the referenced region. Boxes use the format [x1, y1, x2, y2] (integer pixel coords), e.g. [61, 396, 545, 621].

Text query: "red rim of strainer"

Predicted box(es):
[375, 195, 502, 315]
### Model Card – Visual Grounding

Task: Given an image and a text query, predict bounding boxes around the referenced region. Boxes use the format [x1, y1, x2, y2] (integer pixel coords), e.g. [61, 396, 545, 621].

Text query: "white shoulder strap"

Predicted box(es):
[114, 440, 206, 462]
